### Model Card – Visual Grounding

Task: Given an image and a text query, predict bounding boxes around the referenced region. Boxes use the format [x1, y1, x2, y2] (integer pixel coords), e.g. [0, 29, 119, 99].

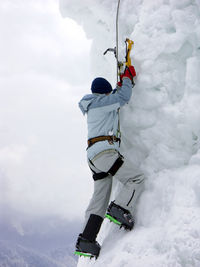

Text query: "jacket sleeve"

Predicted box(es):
[113, 78, 133, 105]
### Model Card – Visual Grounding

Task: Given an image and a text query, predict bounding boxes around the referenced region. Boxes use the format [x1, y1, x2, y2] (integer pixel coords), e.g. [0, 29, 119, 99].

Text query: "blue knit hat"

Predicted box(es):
[91, 77, 112, 94]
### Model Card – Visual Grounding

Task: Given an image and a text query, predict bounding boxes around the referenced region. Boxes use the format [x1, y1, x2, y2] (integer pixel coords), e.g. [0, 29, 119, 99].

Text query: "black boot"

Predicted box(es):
[75, 234, 101, 259]
[106, 201, 134, 230]
[75, 214, 103, 259]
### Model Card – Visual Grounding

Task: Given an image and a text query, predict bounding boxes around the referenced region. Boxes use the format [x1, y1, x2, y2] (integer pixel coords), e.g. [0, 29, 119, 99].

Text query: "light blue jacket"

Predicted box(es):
[79, 77, 133, 160]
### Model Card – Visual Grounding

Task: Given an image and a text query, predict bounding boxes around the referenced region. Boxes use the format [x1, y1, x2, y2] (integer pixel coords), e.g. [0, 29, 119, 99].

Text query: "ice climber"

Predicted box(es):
[75, 65, 145, 258]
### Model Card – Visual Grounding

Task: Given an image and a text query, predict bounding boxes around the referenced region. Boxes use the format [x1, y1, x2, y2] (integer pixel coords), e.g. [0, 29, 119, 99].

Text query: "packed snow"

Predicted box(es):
[60, 0, 200, 266]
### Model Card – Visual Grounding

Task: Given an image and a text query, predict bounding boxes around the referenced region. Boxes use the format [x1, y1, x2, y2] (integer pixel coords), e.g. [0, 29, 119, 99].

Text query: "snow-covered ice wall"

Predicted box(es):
[60, 0, 200, 266]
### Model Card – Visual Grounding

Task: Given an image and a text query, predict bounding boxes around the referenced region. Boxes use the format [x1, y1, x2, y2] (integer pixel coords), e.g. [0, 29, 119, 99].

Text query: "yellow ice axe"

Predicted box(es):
[125, 38, 134, 67]
[103, 38, 134, 79]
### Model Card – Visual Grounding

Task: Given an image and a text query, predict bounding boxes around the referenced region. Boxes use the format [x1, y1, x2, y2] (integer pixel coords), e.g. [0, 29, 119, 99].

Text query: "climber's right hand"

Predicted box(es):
[123, 65, 136, 83]
[118, 65, 136, 87]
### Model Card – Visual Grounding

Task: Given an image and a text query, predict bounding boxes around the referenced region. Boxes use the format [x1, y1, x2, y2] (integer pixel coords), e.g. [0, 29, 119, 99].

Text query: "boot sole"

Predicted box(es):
[105, 214, 121, 225]
[74, 251, 97, 259]
[105, 214, 133, 230]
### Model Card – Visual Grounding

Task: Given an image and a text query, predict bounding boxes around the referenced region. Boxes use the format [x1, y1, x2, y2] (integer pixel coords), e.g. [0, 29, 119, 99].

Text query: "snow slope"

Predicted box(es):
[60, 0, 200, 266]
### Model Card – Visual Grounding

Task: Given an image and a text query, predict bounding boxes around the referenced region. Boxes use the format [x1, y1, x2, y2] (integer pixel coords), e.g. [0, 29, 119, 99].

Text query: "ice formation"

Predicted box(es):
[60, 0, 200, 266]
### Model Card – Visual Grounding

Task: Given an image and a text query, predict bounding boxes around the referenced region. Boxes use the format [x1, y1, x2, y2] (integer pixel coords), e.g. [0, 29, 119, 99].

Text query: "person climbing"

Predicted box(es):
[75, 65, 145, 259]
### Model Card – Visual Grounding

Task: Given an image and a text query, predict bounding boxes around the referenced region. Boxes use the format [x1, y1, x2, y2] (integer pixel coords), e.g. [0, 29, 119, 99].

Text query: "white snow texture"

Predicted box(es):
[60, 0, 200, 266]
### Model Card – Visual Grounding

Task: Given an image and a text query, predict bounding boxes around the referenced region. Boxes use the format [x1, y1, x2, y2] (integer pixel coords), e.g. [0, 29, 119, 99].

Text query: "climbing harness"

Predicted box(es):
[89, 153, 124, 181]
[87, 135, 120, 149]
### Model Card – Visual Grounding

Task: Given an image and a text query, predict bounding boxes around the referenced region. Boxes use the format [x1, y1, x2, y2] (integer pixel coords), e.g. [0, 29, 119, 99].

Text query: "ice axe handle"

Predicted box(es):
[125, 39, 134, 67]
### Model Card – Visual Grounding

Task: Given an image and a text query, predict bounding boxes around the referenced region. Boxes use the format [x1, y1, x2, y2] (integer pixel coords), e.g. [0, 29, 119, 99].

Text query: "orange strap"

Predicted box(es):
[87, 135, 120, 148]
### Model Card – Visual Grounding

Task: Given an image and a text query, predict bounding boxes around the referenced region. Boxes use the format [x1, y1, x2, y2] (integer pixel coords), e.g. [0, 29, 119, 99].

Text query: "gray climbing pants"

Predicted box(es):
[83, 149, 145, 227]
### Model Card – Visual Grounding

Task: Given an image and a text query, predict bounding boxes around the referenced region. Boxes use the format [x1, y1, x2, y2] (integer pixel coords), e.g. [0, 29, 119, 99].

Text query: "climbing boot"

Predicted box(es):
[75, 234, 101, 259]
[74, 214, 103, 259]
[106, 201, 134, 230]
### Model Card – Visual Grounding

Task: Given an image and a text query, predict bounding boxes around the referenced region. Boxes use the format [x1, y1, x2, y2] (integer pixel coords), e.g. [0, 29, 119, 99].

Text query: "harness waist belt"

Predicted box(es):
[88, 135, 120, 148]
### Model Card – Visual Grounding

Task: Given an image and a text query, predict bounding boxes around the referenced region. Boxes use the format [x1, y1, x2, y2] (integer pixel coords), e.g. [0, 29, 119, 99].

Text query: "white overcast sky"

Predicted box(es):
[0, 0, 94, 224]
